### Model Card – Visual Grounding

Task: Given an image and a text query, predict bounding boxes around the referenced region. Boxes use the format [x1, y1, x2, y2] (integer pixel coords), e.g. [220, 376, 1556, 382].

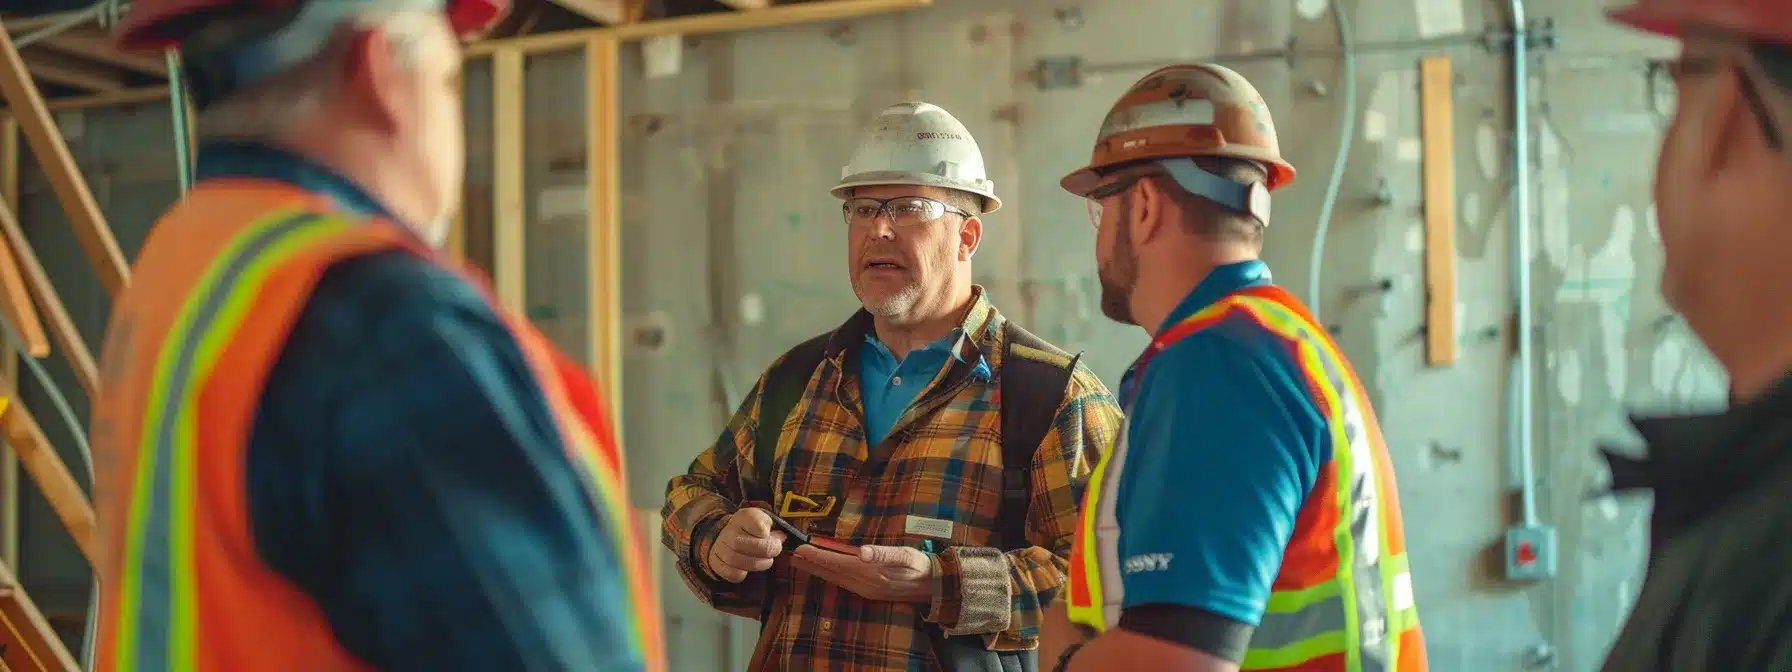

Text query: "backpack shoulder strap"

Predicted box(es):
[997, 322, 1081, 552]
[752, 333, 832, 503]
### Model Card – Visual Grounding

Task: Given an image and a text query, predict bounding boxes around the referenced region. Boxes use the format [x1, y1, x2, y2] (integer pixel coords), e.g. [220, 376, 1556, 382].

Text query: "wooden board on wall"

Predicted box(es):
[586, 38, 621, 410]
[1420, 56, 1458, 367]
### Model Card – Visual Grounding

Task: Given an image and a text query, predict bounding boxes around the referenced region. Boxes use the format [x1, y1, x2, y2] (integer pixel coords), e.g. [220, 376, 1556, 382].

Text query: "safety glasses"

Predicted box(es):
[842, 196, 971, 227]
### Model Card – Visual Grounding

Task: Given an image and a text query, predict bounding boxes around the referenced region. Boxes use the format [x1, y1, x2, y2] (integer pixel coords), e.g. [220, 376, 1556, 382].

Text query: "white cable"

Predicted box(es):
[1306, 0, 1358, 321]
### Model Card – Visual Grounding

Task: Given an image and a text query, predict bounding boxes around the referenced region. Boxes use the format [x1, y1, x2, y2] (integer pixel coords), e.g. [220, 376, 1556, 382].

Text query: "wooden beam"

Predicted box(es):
[586, 38, 621, 407]
[9, 0, 934, 106]
[1420, 56, 1458, 367]
[464, 0, 932, 56]
[0, 116, 17, 575]
[21, 49, 123, 93]
[37, 28, 167, 77]
[0, 398, 94, 564]
[0, 117, 41, 360]
[1, 11, 98, 34]
[0, 202, 98, 399]
[2, 85, 170, 113]
[719, 0, 773, 9]
[547, 0, 629, 25]
[0, 27, 129, 298]
[491, 47, 526, 313]
[0, 556, 81, 672]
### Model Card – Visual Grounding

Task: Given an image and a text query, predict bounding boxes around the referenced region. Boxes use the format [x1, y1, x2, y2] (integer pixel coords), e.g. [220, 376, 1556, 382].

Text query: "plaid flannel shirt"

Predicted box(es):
[662, 289, 1122, 671]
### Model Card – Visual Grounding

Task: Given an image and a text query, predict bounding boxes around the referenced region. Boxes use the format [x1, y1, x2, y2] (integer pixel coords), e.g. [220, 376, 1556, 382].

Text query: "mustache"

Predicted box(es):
[858, 246, 910, 266]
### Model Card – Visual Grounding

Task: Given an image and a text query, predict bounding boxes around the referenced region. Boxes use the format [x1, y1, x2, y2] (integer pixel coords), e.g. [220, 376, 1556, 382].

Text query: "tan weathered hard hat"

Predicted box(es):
[1061, 64, 1294, 224]
[832, 102, 1002, 214]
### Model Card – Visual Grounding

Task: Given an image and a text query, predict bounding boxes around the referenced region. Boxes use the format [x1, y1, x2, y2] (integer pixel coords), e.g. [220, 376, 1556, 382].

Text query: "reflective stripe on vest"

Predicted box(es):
[99, 197, 665, 671]
[112, 210, 353, 670]
[1066, 285, 1423, 672]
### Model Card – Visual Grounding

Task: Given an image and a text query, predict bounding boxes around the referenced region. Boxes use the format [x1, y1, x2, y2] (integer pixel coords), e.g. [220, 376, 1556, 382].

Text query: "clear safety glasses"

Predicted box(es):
[1083, 174, 1146, 230]
[842, 197, 971, 228]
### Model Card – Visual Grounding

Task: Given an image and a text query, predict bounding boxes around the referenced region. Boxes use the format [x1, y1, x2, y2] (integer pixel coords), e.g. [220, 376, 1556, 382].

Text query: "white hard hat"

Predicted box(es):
[831, 102, 1002, 214]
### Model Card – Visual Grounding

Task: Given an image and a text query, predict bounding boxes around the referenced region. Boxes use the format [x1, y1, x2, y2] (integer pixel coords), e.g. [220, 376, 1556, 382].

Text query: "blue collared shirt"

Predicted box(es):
[202, 142, 645, 670]
[858, 330, 965, 445]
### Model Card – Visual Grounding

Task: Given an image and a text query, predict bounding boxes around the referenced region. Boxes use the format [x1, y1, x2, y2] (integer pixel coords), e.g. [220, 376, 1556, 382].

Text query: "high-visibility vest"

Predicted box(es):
[89, 179, 666, 671]
[1065, 284, 1426, 672]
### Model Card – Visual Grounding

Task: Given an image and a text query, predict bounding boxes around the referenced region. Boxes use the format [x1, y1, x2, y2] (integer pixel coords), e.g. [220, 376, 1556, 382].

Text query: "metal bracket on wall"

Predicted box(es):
[1480, 17, 1557, 53]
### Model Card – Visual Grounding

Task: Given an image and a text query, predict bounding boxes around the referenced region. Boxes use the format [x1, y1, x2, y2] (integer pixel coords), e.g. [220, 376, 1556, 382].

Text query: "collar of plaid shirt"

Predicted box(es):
[821, 285, 1000, 374]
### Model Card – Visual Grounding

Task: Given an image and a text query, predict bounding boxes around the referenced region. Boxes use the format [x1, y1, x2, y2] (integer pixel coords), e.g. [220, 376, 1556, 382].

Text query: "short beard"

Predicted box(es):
[1098, 198, 1140, 325]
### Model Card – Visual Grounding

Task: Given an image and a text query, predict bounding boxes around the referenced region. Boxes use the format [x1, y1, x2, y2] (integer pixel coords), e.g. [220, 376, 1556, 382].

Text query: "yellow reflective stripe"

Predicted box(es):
[1243, 630, 1349, 670]
[115, 210, 351, 672]
[1067, 442, 1115, 631]
[1225, 297, 1369, 669]
[1264, 577, 1342, 614]
[562, 427, 654, 652]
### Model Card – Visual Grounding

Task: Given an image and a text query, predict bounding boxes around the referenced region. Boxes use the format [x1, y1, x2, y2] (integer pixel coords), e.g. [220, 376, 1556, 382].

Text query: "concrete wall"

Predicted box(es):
[9, 0, 1726, 668]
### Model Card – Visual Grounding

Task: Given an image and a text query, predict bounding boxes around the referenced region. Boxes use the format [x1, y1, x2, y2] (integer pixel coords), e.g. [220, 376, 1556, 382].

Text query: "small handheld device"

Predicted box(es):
[762, 509, 859, 556]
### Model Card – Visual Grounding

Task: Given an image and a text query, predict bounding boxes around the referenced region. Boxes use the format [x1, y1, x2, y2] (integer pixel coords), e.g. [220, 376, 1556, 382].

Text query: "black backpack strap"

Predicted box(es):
[752, 333, 832, 504]
[996, 322, 1081, 552]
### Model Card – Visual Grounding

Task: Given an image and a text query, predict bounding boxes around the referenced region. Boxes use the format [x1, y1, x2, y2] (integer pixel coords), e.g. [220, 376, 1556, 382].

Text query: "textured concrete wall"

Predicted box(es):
[9, 0, 1727, 668]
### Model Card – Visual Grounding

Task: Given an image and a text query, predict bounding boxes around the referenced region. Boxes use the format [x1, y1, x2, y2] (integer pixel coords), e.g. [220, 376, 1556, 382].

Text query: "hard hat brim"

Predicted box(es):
[1606, 5, 1683, 38]
[1059, 167, 1103, 199]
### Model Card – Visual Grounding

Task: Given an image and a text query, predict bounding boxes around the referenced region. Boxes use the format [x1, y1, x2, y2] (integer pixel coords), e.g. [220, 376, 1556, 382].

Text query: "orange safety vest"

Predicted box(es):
[1065, 285, 1426, 672]
[89, 179, 665, 671]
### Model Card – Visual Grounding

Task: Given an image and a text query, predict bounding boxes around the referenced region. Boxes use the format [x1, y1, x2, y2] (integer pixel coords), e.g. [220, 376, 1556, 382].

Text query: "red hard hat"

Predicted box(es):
[1608, 0, 1792, 44]
[115, 0, 508, 51]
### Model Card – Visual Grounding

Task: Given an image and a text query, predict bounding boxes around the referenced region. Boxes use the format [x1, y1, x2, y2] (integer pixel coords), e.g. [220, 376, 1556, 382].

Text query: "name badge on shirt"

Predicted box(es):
[905, 515, 955, 540]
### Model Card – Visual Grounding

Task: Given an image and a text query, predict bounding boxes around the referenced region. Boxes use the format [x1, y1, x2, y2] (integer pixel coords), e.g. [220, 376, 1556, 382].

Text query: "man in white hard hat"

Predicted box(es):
[663, 102, 1122, 671]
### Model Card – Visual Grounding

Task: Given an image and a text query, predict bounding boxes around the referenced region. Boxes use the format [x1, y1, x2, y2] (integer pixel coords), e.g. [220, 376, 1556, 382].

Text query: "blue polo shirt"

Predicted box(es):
[1111, 261, 1328, 627]
[858, 330, 989, 445]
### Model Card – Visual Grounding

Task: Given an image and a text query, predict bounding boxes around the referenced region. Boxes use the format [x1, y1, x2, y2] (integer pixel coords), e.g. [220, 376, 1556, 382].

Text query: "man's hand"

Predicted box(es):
[705, 508, 787, 583]
[791, 544, 934, 602]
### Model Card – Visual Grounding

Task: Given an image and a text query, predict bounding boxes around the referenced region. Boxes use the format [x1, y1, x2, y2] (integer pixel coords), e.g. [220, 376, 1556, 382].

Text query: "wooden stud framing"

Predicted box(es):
[7, 0, 934, 112]
[547, 0, 632, 26]
[586, 38, 621, 407]
[0, 201, 98, 398]
[0, 555, 80, 672]
[464, 0, 931, 56]
[0, 400, 94, 563]
[1420, 56, 1458, 367]
[38, 28, 168, 77]
[0, 26, 128, 298]
[0, 122, 47, 361]
[5, 85, 169, 113]
[0, 116, 16, 573]
[491, 47, 527, 313]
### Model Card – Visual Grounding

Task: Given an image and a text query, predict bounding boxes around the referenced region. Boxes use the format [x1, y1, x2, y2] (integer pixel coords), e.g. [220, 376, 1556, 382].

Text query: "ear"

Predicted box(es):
[1702, 65, 1753, 178]
[340, 28, 404, 134]
[1130, 177, 1170, 244]
[958, 215, 983, 261]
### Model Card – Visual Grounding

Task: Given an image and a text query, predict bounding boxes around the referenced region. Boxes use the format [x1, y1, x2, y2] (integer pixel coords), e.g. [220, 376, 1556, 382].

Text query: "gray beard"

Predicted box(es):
[859, 281, 922, 317]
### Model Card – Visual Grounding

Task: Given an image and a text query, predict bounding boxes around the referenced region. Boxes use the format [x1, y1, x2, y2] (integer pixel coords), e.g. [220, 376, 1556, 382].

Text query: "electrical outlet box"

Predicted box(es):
[1505, 523, 1558, 581]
